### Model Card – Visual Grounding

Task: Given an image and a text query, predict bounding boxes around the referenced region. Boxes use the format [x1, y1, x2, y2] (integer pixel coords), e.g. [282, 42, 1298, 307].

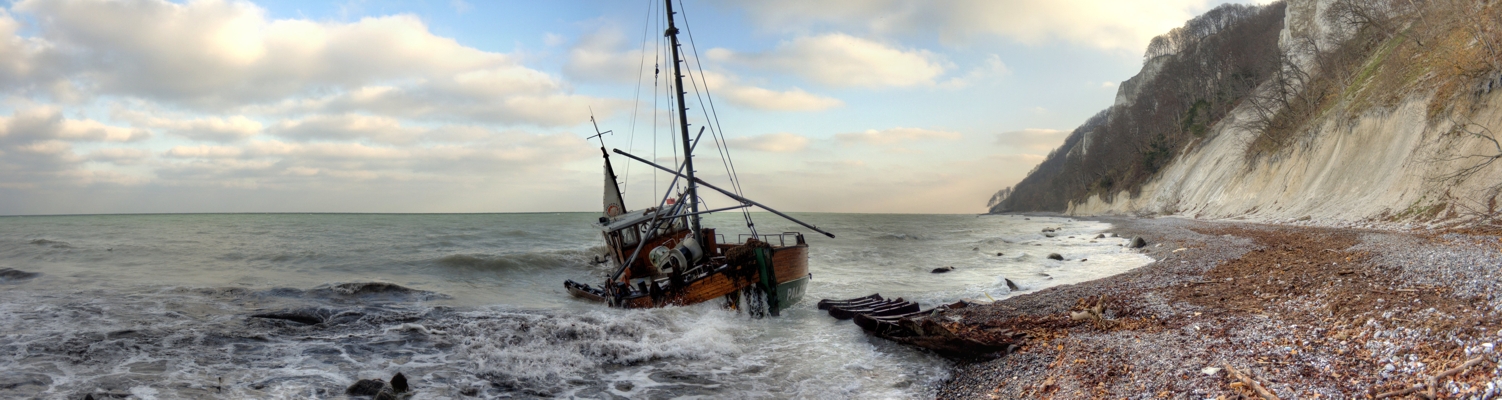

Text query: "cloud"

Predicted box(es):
[711, 151, 1046, 213]
[561, 27, 842, 112]
[114, 108, 262, 142]
[994, 128, 1069, 152]
[0, 11, 56, 92]
[3, 0, 610, 127]
[270, 114, 411, 143]
[720, 85, 843, 112]
[708, 33, 946, 88]
[0, 107, 150, 144]
[266, 114, 506, 144]
[835, 127, 961, 145]
[86, 148, 151, 165]
[251, 79, 624, 127]
[562, 25, 647, 84]
[152, 133, 592, 188]
[16, 0, 496, 104]
[722, 0, 1215, 52]
[0, 108, 152, 188]
[163, 145, 244, 159]
[941, 54, 1011, 89]
[726, 132, 810, 152]
[695, 71, 842, 112]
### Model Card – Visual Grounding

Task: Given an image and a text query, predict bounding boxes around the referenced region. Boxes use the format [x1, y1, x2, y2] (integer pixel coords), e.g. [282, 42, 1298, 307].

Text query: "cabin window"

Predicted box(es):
[621, 225, 639, 246]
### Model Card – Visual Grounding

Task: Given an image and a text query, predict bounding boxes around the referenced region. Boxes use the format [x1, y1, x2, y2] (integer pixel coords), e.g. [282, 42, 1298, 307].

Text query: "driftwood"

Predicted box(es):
[1374, 355, 1490, 399]
[1223, 362, 1280, 400]
[1069, 295, 1112, 328]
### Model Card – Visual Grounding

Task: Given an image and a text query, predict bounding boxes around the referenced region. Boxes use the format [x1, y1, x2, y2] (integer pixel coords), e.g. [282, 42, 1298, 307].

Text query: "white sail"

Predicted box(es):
[603, 150, 626, 218]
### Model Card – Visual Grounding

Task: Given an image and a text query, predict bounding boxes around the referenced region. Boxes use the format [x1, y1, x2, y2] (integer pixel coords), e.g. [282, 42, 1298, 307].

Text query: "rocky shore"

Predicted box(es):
[937, 217, 1502, 399]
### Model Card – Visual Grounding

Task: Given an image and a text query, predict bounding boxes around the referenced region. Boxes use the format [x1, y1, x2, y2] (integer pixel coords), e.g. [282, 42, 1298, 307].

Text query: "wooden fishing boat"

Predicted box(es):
[563, 0, 833, 317]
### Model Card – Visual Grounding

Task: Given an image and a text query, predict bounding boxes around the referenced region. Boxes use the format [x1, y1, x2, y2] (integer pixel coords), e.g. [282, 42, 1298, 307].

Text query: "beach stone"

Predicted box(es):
[460, 387, 480, 397]
[1130, 237, 1148, 248]
[1047, 253, 1064, 261]
[1005, 278, 1020, 291]
[0, 268, 39, 283]
[346, 378, 386, 396]
[615, 381, 634, 391]
[391, 373, 409, 393]
[931, 267, 955, 274]
[1095, 234, 1105, 239]
[996, 252, 1004, 256]
[1110, 233, 1119, 237]
[1044, 233, 1056, 238]
[374, 388, 398, 400]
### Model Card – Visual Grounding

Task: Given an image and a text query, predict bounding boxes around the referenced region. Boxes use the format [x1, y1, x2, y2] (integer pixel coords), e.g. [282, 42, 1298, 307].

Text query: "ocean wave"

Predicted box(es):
[453, 307, 743, 397]
[183, 282, 450, 304]
[0, 268, 40, 283]
[28, 239, 72, 248]
[305, 282, 449, 302]
[436, 249, 594, 271]
[872, 233, 932, 241]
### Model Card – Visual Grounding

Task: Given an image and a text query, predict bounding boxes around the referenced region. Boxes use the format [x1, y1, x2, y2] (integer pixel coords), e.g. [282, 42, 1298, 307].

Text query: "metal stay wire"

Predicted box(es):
[675, 0, 759, 236]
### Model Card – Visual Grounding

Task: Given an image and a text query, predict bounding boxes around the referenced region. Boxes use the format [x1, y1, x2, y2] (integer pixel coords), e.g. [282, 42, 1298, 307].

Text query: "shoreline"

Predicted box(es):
[937, 216, 1502, 398]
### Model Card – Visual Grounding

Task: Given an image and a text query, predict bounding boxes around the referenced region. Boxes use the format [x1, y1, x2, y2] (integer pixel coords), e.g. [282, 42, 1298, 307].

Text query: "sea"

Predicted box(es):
[0, 212, 1152, 399]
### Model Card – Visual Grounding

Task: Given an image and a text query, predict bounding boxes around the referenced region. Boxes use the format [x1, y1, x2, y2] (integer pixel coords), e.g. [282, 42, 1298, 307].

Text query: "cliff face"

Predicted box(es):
[995, 0, 1502, 227]
[1069, 94, 1502, 224]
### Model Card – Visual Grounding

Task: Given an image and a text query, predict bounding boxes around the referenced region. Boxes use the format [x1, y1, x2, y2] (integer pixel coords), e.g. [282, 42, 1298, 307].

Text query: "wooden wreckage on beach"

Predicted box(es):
[563, 0, 833, 316]
[819, 294, 1026, 359]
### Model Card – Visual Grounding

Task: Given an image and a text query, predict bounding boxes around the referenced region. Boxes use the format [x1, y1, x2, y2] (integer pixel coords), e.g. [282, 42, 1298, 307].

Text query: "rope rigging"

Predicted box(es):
[622, 0, 659, 196]
[674, 0, 758, 237]
[619, 0, 763, 237]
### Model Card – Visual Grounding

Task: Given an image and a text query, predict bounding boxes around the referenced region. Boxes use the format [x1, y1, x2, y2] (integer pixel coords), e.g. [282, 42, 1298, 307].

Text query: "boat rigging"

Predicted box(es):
[563, 0, 832, 316]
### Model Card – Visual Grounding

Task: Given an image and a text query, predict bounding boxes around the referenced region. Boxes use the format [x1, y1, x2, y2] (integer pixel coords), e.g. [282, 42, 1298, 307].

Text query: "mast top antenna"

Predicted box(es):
[587, 107, 612, 147]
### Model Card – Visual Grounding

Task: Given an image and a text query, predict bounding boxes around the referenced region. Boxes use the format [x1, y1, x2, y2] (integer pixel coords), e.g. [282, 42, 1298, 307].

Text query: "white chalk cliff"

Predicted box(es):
[1065, 0, 1502, 226]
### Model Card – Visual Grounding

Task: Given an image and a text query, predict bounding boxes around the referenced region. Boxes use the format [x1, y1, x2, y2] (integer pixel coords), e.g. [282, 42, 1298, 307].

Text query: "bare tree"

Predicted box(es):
[1436, 115, 1502, 185]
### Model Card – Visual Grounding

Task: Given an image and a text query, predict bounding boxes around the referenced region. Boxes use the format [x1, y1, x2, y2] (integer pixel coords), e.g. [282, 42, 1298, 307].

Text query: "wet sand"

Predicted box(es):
[938, 217, 1502, 399]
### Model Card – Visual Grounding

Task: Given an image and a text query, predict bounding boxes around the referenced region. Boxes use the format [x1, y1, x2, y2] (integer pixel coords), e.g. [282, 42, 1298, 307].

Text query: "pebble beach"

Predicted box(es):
[938, 216, 1502, 399]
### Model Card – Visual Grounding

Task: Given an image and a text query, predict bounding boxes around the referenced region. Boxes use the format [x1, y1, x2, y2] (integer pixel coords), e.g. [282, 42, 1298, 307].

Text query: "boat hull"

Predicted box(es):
[567, 243, 809, 312]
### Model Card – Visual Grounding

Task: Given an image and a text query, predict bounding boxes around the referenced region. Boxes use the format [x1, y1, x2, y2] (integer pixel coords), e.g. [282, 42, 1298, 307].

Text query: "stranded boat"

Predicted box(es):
[563, 0, 833, 317]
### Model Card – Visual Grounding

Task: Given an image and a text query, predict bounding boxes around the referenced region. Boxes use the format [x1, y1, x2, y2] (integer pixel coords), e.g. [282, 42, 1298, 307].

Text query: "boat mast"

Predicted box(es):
[663, 0, 701, 234]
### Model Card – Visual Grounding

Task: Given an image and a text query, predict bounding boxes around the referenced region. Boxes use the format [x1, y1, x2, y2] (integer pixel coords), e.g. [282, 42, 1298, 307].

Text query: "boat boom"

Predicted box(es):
[613, 148, 836, 238]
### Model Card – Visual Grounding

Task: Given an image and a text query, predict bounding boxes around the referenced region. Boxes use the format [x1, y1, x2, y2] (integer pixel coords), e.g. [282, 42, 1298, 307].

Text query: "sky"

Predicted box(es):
[0, 0, 1267, 215]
